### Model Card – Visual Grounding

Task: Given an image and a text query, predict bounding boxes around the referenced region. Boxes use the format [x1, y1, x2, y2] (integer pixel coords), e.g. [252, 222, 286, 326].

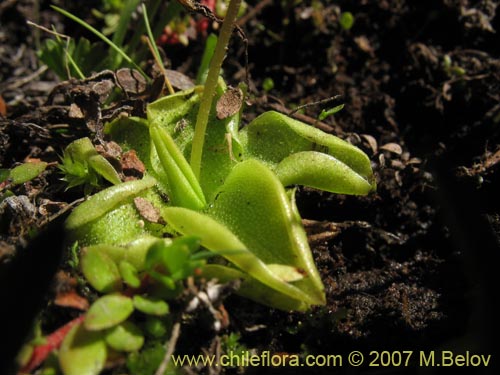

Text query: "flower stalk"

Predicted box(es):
[190, 0, 242, 180]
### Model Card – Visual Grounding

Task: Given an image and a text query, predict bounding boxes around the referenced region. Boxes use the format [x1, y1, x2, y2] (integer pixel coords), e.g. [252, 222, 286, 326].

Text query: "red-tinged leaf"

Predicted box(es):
[0, 94, 6, 116]
[19, 316, 85, 374]
[55, 290, 90, 311]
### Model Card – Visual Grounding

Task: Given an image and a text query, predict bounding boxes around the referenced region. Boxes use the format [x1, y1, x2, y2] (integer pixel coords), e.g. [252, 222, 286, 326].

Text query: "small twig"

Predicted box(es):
[142, 35, 175, 95]
[266, 102, 338, 133]
[141, 4, 175, 95]
[5, 65, 48, 90]
[38, 198, 86, 228]
[155, 321, 182, 375]
[288, 95, 343, 116]
[27, 20, 71, 40]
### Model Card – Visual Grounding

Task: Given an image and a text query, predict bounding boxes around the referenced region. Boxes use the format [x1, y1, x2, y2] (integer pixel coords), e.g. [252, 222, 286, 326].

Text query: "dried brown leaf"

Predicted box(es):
[380, 143, 403, 155]
[216, 87, 243, 120]
[134, 197, 164, 224]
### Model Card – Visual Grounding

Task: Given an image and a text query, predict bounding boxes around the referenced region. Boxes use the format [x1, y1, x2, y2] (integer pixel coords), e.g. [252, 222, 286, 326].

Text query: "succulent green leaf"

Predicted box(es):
[207, 159, 325, 307]
[133, 295, 169, 316]
[340, 11, 355, 30]
[196, 34, 218, 84]
[65, 176, 156, 230]
[240, 111, 374, 192]
[144, 316, 169, 338]
[119, 260, 141, 288]
[9, 161, 47, 185]
[144, 236, 200, 279]
[59, 322, 107, 375]
[276, 151, 373, 195]
[60, 138, 121, 188]
[65, 185, 168, 247]
[150, 123, 206, 210]
[162, 160, 326, 310]
[146, 87, 243, 202]
[93, 237, 170, 271]
[0, 169, 10, 182]
[87, 154, 121, 185]
[318, 104, 344, 121]
[201, 264, 309, 311]
[84, 295, 134, 331]
[81, 246, 122, 293]
[105, 321, 144, 352]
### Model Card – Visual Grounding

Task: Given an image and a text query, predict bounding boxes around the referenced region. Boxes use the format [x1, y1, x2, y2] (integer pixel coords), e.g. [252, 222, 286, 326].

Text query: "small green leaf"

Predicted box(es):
[81, 246, 122, 293]
[275, 151, 373, 195]
[9, 161, 47, 185]
[1, 169, 11, 183]
[133, 295, 169, 316]
[240, 111, 374, 192]
[60, 138, 121, 189]
[119, 260, 141, 288]
[318, 104, 344, 121]
[59, 322, 107, 375]
[196, 34, 218, 84]
[105, 321, 144, 352]
[340, 12, 354, 30]
[262, 77, 275, 92]
[150, 123, 206, 210]
[93, 237, 170, 271]
[65, 176, 156, 230]
[87, 154, 121, 185]
[85, 295, 134, 331]
[144, 316, 169, 338]
[148, 272, 176, 290]
[144, 237, 199, 278]
[126, 341, 165, 375]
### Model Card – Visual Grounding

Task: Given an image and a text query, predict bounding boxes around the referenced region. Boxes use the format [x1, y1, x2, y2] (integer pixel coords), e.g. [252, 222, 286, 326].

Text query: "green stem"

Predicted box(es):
[190, 0, 242, 180]
[52, 5, 149, 80]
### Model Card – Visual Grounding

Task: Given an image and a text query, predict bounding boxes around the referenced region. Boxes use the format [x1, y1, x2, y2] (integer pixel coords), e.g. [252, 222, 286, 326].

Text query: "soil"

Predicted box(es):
[1, 0, 499, 374]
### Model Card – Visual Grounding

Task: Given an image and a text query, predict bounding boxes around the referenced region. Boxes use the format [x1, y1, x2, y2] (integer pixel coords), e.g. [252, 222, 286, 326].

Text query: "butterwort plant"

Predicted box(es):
[14, 1, 376, 374]
[64, 0, 374, 312]
[49, 1, 375, 373]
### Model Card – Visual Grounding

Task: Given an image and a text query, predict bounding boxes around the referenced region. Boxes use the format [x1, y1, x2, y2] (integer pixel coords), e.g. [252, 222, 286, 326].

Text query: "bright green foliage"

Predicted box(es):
[340, 11, 355, 30]
[144, 237, 205, 289]
[0, 169, 9, 183]
[262, 77, 275, 92]
[119, 260, 141, 288]
[80, 246, 122, 293]
[1, 161, 47, 186]
[144, 316, 169, 338]
[104, 321, 144, 352]
[59, 323, 107, 375]
[239, 111, 373, 191]
[133, 295, 170, 316]
[38, 37, 108, 80]
[162, 159, 325, 310]
[67, 83, 374, 311]
[318, 104, 344, 121]
[59, 137, 121, 193]
[126, 342, 166, 375]
[84, 294, 134, 331]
